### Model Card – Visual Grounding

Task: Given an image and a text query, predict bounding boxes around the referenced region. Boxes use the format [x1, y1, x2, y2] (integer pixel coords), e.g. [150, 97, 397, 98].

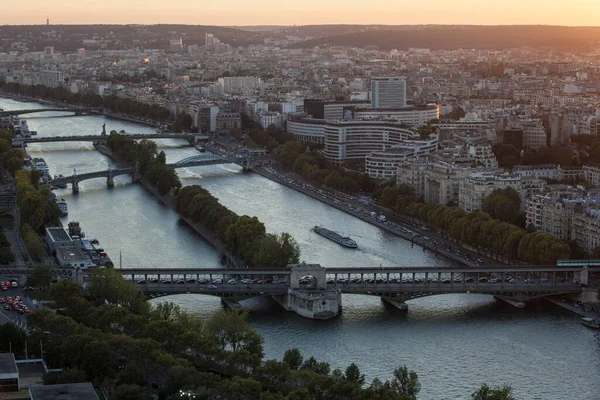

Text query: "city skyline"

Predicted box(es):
[2, 0, 600, 26]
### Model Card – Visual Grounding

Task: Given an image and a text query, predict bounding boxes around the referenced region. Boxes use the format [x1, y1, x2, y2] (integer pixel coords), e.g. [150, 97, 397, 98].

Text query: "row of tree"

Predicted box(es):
[277, 140, 376, 194]
[106, 133, 181, 195]
[176, 185, 300, 268]
[1, 272, 516, 400]
[0, 82, 172, 121]
[377, 185, 571, 265]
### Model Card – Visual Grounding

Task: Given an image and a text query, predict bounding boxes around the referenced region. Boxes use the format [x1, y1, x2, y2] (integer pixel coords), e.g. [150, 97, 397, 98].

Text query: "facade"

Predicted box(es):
[525, 194, 578, 241]
[287, 117, 326, 144]
[258, 111, 284, 129]
[513, 164, 560, 180]
[584, 166, 600, 187]
[572, 209, 600, 254]
[522, 120, 547, 150]
[365, 136, 439, 179]
[353, 104, 440, 126]
[458, 172, 524, 213]
[397, 159, 476, 205]
[322, 120, 435, 163]
[198, 106, 219, 133]
[216, 112, 241, 134]
[39, 70, 65, 88]
[501, 128, 523, 150]
[370, 76, 407, 108]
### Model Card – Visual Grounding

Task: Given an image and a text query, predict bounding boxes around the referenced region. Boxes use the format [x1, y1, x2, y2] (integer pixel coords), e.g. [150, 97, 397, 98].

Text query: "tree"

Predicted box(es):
[87, 268, 149, 315]
[345, 363, 365, 386]
[27, 265, 52, 290]
[283, 348, 303, 370]
[43, 369, 88, 385]
[482, 188, 522, 227]
[114, 384, 153, 400]
[472, 384, 515, 400]
[252, 232, 300, 268]
[391, 365, 421, 400]
[277, 141, 304, 170]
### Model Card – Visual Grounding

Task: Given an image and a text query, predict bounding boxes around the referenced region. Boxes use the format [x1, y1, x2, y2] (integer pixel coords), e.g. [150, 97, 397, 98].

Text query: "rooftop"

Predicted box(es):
[45, 228, 71, 243]
[29, 383, 99, 400]
[0, 353, 18, 376]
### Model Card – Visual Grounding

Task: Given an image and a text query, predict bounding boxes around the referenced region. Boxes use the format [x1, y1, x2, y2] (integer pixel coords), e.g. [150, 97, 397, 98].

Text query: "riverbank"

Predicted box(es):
[0, 92, 160, 128]
[94, 143, 241, 267]
[252, 166, 482, 267]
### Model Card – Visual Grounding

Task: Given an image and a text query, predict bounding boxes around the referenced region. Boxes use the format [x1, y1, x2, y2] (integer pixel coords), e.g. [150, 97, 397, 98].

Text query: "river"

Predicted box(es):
[3, 98, 599, 400]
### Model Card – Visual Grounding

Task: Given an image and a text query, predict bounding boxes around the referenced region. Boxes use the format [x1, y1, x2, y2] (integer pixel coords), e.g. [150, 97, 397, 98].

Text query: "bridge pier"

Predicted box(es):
[107, 169, 114, 187]
[494, 296, 525, 309]
[381, 297, 408, 311]
[132, 161, 141, 182]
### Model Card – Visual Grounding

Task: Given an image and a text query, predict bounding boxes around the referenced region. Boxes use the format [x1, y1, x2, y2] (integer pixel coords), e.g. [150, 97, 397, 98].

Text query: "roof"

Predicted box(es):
[45, 228, 71, 243]
[29, 383, 99, 400]
[0, 353, 18, 377]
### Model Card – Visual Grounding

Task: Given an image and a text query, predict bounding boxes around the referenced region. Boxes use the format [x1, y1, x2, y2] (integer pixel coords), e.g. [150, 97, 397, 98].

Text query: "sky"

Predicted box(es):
[1, 0, 600, 26]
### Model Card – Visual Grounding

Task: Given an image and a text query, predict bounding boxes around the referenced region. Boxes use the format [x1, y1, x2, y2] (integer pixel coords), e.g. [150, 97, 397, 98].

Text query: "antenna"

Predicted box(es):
[46, 17, 49, 26]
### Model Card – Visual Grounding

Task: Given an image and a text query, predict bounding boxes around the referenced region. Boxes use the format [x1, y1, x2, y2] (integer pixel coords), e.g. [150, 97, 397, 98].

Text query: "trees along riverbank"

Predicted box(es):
[176, 185, 300, 268]
[0, 271, 516, 400]
[106, 133, 181, 196]
[0, 128, 61, 262]
[0, 81, 172, 122]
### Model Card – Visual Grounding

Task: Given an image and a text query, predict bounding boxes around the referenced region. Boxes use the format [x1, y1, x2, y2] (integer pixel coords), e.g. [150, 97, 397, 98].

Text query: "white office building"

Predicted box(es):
[370, 76, 407, 108]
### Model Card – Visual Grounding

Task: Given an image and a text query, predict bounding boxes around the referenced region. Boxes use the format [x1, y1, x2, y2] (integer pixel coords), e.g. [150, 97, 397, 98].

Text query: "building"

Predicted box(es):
[513, 164, 560, 180]
[45, 228, 73, 253]
[572, 208, 600, 254]
[39, 71, 65, 88]
[397, 159, 476, 205]
[370, 76, 407, 108]
[458, 171, 524, 213]
[44, 46, 54, 55]
[322, 120, 436, 164]
[0, 353, 19, 393]
[584, 166, 600, 187]
[525, 194, 579, 241]
[352, 104, 439, 126]
[522, 119, 547, 150]
[198, 106, 219, 133]
[364, 136, 439, 179]
[258, 111, 284, 129]
[30, 382, 99, 400]
[287, 117, 325, 144]
[216, 112, 241, 134]
[302, 99, 369, 120]
[45, 227, 94, 268]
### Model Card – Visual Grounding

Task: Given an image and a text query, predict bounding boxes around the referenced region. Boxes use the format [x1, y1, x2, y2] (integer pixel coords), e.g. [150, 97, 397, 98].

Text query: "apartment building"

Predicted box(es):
[458, 171, 524, 213]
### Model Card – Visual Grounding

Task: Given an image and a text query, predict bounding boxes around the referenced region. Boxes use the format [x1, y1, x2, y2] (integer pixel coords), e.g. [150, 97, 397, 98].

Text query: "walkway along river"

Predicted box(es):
[2, 97, 600, 399]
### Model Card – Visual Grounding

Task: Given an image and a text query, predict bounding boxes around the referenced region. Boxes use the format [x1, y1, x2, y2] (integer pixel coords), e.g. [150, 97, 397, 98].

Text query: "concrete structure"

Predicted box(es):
[44, 228, 73, 253]
[364, 136, 439, 179]
[30, 382, 98, 400]
[353, 104, 439, 126]
[0, 353, 19, 393]
[287, 117, 326, 144]
[525, 194, 580, 241]
[459, 171, 524, 213]
[371, 76, 407, 108]
[584, 166, 600, 187]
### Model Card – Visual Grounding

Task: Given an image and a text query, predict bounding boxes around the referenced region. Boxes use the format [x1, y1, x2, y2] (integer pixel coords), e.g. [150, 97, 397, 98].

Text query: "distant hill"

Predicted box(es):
[286, 25, 600, 50]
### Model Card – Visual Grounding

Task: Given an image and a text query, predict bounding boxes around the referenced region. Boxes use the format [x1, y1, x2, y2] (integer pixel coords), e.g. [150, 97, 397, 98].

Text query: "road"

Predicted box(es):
[0, 285, 36, 332]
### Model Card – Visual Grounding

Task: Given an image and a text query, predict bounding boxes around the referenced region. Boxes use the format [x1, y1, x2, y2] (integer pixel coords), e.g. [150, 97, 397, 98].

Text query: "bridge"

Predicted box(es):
[22, 132, 196, 144]
[0, 108, 102, 117]
[48, 152, 254, 191]
[1, 263, 595, 319]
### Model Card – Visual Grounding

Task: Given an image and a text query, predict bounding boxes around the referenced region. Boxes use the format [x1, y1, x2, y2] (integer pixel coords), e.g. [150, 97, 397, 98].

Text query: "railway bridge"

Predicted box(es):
[0, 108, 102, 117]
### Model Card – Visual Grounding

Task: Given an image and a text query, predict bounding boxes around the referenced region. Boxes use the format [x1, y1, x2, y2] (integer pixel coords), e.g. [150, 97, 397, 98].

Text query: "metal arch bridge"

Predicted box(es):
[47, 153, 251, 188]
[22, 132, 196, 143]
[0, 108, 102, 117]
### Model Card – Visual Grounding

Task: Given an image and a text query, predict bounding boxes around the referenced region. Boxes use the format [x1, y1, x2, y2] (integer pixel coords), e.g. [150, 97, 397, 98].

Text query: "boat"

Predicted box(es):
[581, 317, 600, 329]
[56, 199, 68, 217]
[313, 226, 357, 248]
[68, 221, 84, 238]
[33, 157, 49, 172]
[195, 145, 206, 153]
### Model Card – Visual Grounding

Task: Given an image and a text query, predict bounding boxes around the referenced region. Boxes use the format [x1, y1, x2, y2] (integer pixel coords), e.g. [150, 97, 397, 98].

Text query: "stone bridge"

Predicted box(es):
[0, 108, 102, 117]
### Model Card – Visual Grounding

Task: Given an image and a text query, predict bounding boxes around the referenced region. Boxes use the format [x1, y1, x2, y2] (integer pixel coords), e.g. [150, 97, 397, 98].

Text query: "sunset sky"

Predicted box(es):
[1, 0, 599, 26]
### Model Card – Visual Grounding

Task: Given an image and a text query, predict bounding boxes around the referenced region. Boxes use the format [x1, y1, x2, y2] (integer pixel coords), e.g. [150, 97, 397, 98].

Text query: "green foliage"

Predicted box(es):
[114, 384, 153, 400]
[391, 365, 421, 400]
[87, 268, 150, 315]
[21, 224, 47, 262]
[170, 113, 193, 133]
[107, 134, 181, 195]
[472, 384, 515, 400]
[0, 82, 171, 121]
[482, 187, 523, 227]
[27, 264, 52, 289]
[14, 170, 60, 231]
[43, 368, 88, 385]
[177, 186, 299, 267]
[0, 230, 14, 264]
[283, 348, 303, 370]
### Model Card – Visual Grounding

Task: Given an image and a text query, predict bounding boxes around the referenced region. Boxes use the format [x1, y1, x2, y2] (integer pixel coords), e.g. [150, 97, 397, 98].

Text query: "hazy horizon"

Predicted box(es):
[2, 0, 600, 26]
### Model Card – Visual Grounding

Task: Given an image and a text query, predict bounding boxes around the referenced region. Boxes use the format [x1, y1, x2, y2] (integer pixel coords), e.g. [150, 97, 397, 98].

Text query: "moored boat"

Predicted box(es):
[581, 317, 600, 329]
[56, 199, 68, 216]
[313, 226, 357, 248]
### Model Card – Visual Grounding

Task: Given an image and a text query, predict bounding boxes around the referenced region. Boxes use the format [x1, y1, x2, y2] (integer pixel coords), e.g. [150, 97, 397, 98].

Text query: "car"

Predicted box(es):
[227, 279, 237, 284]
[187, 279, 198, 284]
[478, 277, 489, 283]
[507, 279, 516, 283]
[465, 277, 475, 283]
[137, 280, 146, 285]
[150, 279, 159, 284]
[299, 279, 309, 284]
[208, 285, 217, 289]
[240, 279, 252, 284]
[176, 280, 186, 284]
[213, 278, 223, 284]
[161, 280, 172, 285]
[441, 279, 451, 283]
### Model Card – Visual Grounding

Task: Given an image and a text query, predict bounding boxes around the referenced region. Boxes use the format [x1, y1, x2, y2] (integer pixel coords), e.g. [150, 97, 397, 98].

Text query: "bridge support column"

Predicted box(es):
[72, 169, 79, 193]
[132, 160, 141, 182]
[107, 169, 114, 187]
[381, 297, 408, 311]
[494, 296, 525, 309]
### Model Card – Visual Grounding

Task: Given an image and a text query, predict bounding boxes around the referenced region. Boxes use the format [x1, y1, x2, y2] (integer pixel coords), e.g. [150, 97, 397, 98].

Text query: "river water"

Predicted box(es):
[3, 98, 600, 400]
